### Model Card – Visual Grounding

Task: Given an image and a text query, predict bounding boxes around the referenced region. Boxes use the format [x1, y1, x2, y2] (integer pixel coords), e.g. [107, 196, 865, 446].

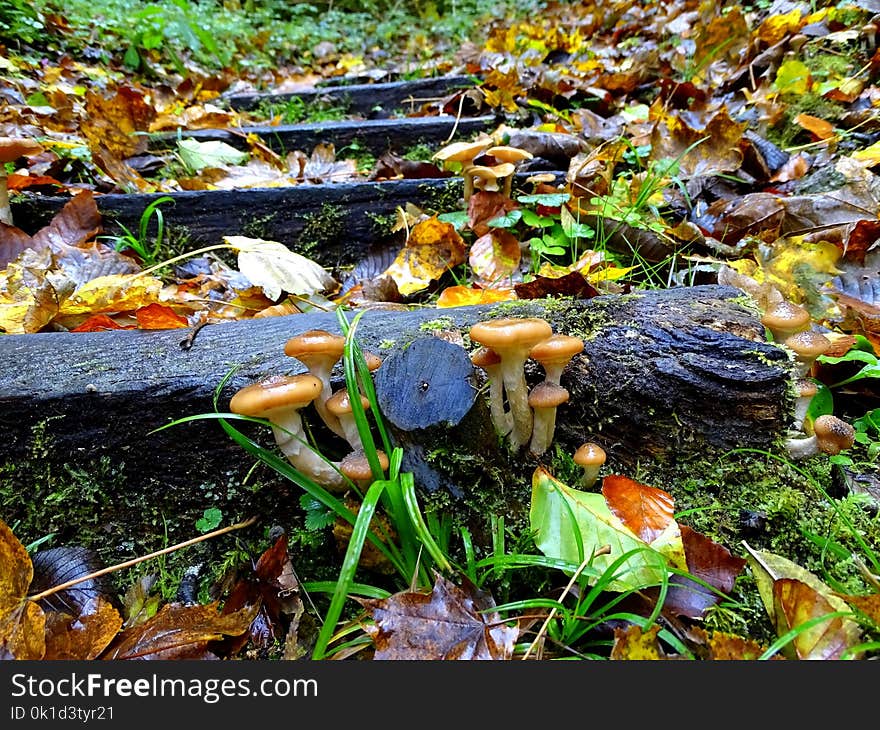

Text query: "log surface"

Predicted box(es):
[0, 285, 792, 494]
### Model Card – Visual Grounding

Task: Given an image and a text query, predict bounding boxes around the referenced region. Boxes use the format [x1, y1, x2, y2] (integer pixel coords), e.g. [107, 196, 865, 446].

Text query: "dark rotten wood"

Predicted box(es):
[222, 75, 478, 114]
[0, 286, 792, 502]
[10, 171, 561, 268]
[149, 115, 496, 156]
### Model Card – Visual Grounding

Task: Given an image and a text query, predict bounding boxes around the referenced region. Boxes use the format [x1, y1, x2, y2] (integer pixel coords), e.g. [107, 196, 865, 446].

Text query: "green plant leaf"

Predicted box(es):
[487, 209, 522, 228]
[195, 507, 222, 533]
[177, 138, 248, 172]
[528, 466, 684, 592]
[516, 193, 570, 206]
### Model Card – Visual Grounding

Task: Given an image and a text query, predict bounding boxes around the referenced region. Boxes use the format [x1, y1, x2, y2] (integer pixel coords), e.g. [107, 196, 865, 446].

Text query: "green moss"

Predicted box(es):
[418, 315, 456, 333]
[295, 203, 346, 259]
[418, 179, 465, 213]
[365, 210, 397, 238]
[241, 211, 280, 241]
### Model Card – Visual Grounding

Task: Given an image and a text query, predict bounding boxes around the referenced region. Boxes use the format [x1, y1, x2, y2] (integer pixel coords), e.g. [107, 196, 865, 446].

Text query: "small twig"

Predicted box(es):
[441, 92, 469, 144]
[521, 544, 611, 661]
[28, 516, 258, 604]
[179, 317, 210, 350]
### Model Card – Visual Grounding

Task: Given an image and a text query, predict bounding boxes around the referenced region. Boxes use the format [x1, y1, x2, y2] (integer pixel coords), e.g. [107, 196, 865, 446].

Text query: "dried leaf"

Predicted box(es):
[435, 285, 517, 308]
[359, 572, 517, 660]
[0, 519, 45, 659]
[602, 474, 675, 544]
[177, 138, 249, 172]
[102, 601, 259, 660]
[43, 597, 123, 660]
[70, 314, 131, 332]
[650, 106, 747, 178]
[82, 86, 156, 159]
[772, 578, 857, 660]
[468, 229, 521, 287]
[135, 302, 189, 329]
[381, 216, 466, 297]
[514, 271, 598, 300]
[224, 235, 337, 301]
[610, 623, 664, 660]
[30, 545, 112, 614]
[57, 274, 164, 316]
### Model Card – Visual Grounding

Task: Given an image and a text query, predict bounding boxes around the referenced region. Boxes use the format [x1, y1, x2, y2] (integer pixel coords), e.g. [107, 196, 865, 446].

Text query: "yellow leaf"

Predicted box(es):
[435, 285, 517, 308]
[851, 140, 880, 168]
[774, 59, 812, 96]
[587, 264, 636, 283]
[58, 274, 163, 316]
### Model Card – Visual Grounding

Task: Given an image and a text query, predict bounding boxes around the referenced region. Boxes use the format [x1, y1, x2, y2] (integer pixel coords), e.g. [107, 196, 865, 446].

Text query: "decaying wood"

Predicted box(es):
[0, 286, 793, 511]
[222, 75, 477, 114]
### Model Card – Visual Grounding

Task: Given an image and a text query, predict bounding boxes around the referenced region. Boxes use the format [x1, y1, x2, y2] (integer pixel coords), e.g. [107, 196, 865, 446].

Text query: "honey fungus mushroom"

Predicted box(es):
[229, 374, 345, 491]
[761, 300, 811, 342]
[284, 329, 347, 438]
[529, 334, 585, 386]
[469, 317, 553, 451]
[528, 381, 569, 456]
[573, 442, 606, 489]
[326, 388, 372, 451]
[784, 414, 856, 460]
[470, 346, 512, 437]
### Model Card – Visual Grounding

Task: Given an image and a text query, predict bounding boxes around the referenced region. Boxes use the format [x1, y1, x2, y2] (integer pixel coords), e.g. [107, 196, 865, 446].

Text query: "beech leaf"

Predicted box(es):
[224, 235, 337, 301]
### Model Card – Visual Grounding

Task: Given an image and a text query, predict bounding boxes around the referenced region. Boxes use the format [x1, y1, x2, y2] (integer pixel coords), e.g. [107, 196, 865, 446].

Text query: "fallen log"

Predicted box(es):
[0, 285, 793, 557]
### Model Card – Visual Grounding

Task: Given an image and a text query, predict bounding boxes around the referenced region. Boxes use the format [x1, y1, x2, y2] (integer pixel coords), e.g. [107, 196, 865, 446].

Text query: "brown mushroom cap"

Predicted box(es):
[339, 449, 390, 481]
[761, 301, 811, 340]
[813, 414, 855, 455]
[325, 388, 371, 417]
[283, 329, 346, 364]
[783, 330, 831, 360]
[529, 334, 585, 366]
[432, 139, 493, 164]
[794, 378, 818, 398]
[229, 374, 323, 416]
[528, 381, 570, 409]
[363, 351, 383, 371]
[469, 317, 553, 353]
[486, 145, 534, 164]
[0, 136, 44, 164]
[574, 442, 606, 468]
[468, 162, 517, 190]
[470, 346, 502, 369]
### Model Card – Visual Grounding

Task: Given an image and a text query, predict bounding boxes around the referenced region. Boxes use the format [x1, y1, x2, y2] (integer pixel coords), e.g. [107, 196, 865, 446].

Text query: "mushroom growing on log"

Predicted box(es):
[0, 286, 793, 529]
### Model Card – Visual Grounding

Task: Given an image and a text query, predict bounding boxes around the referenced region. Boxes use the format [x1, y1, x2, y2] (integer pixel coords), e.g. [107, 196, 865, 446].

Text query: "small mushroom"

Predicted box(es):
[470, 345, 512, 437]
[573, 442, 606, 489]
[325, 388, 372, 451]
[784, 414, 856, 460]
[339, 449, 390, 491]
[783, 329, 831, 377]
[527, 381, 569, 456]
[469, 317, 553, 450]
[431, 138, 494, 166]
[486, 145, 534, 165]
[284, 329, 347, 438]
[792, 377, 818, 431]
[466, 162, 517, 200]
[0, 136, 44, 226]
[761, 300, 811, 342]
[229, 374, 345, 490]
[529, 334, 585, 386]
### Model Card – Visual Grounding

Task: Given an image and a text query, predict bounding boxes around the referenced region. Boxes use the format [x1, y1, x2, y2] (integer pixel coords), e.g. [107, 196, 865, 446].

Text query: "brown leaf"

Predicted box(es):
[658, 525, 747, 619]
[514, 271, 598, 300]
[467, 191, 518, 237]
[216, 534, 302, 656]
[135, 303, 189, 330]
[602, 474, 675, 544]
[43, 597, 123, 660]
[359, 572, 517, 660]
[102, 601, 259, 660]
[82, 86, 156, 159]
[469, 229, 521, 287]
[772, 578, 859, 660]
[0, 519, 45, 659]
[688, 626, 780, 660]
[835, 593, 880, 624]
[70, 314, 132, 332]
[382, 216, 467, 297]
[650, 105, 747, 178]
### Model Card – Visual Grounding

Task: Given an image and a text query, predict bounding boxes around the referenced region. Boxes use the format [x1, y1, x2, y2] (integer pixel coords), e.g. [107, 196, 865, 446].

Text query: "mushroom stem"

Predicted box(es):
[500, 357, 533, 451]
[268, 408, 346, 490]
[579, 463, 603, 489]
[529, 406, 558, 456]
[309, 363, 345, 438]
[502, 173, 513, 198]
[0, 168, 11, 226]
[463, 165, 475, 202]
[784, 433, 818, 460]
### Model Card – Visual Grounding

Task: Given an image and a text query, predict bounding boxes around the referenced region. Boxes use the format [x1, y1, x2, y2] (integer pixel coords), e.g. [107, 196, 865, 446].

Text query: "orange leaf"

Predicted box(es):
[602, 474, 675, 543]
[43, 597, 124, 660]
[135, 302, 189, 330]
[7, 173, 64, 191]
[794, 113, 835, 140]
[435, 285, 517, 308]
[772, 578, 854, 660]
[70, 314, 130, 332]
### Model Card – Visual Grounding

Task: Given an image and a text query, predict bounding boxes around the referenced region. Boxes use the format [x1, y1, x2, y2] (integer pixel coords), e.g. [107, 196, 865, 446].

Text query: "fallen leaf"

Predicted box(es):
[359, 571, 517, 660]
[435, 285, 517, 308]
[43, 597, 123, 660]
[224, 235, 337, 301]
[135, 302, 189, 329]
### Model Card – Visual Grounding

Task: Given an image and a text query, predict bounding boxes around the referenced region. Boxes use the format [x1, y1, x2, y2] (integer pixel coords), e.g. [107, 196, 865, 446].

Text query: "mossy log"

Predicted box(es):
[149, 115, 496, 156]
[0, 285, 794, 554]
[222, 75, 478, 114]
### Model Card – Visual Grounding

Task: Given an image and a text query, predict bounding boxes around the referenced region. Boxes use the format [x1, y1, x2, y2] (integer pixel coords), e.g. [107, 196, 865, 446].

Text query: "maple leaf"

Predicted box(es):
[359, 572, 517, 660]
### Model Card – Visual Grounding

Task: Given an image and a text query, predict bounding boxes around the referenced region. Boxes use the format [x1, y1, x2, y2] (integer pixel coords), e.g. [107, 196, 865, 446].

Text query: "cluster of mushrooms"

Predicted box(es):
[431, 137, 534, 202]
[227, 329, 387, 492]
[759, 299, 856, 460]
